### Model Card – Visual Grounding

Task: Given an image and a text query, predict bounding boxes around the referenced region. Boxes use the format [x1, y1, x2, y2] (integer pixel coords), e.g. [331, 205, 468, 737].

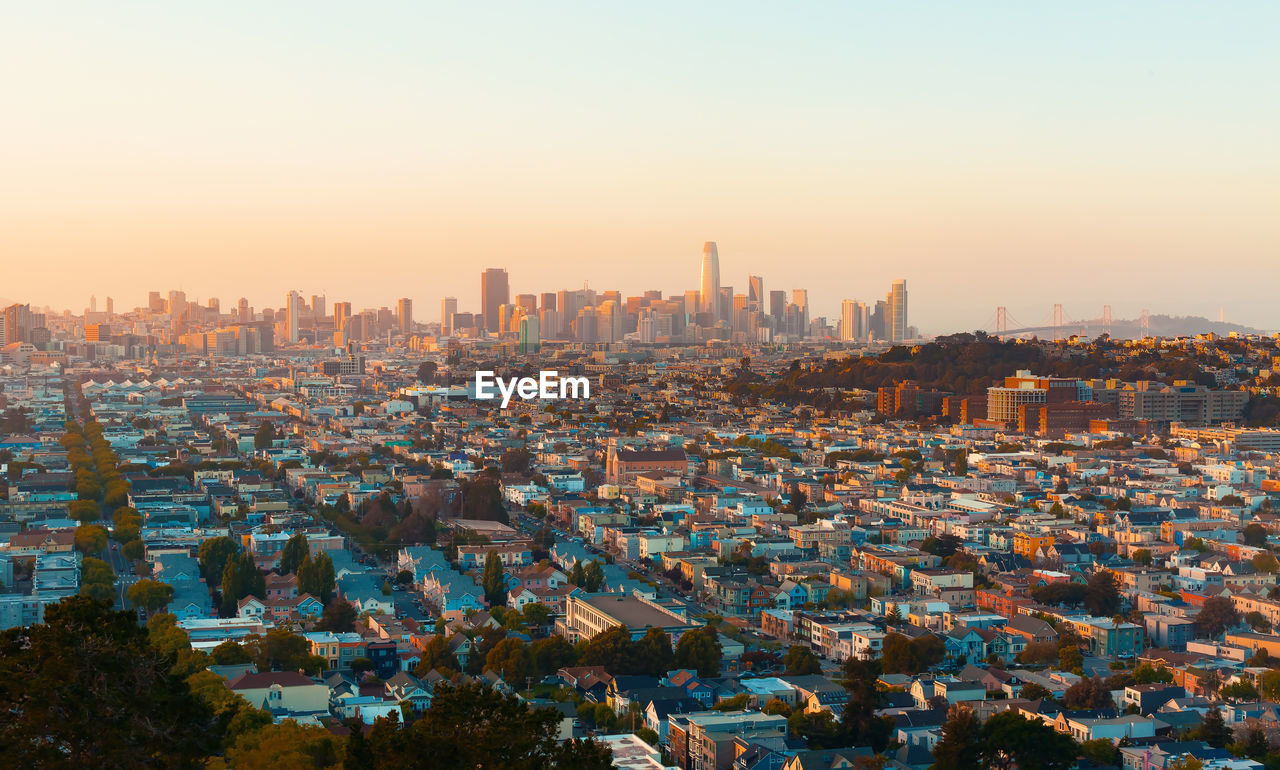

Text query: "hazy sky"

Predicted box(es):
[4, 2, 1278, 332]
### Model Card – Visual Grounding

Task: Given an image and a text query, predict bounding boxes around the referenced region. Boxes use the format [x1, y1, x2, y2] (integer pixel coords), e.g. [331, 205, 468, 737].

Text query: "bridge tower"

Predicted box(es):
[1102, 305, 1112, 335]
[996, 306, 1007, 336]
[1052, 304, 1063, 340]
[1140, 309, 1150, 336]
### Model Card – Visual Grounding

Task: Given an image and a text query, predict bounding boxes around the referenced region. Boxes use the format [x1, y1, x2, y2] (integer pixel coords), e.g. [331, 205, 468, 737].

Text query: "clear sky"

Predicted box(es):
[3, 2, 1277, 332]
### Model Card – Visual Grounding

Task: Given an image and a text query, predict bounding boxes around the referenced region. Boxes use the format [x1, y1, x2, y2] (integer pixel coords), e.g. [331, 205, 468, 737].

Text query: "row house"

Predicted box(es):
[704, 574, 772, 619]
[304, 631, 367, 670]
[456, 540, 533, 570]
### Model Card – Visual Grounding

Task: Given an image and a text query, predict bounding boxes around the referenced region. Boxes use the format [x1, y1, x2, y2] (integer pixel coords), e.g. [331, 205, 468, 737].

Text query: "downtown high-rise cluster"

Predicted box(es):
[441, 242, 910, 349]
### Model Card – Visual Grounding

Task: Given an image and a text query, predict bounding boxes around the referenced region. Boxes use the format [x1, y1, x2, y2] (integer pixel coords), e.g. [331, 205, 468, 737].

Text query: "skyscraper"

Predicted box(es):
[481, 268, 509, 333]
[285, 290, 301, 343]
[769, 290, 786, 325]
[748, 275, 764, 313]
[841, 299, 868, 342]
[888, 280, 908, 342]
[441, 296, 458, 335]
[700, 242, 720, 319]
[311, 295, 326, 319]
[397, 298, 413, 334]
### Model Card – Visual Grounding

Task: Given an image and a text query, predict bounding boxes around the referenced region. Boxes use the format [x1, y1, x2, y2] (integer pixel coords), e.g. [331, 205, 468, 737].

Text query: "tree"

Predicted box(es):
[763, 698, 792, 716]
[317, 601, 358, 633]
[298, 553, 335, 604]
[578, 626, 642, 675]
[254, 421, 277, 450]
[1230, 725, 1269, 760]
[980, 710, 1078, 770]
[483, 551, 507, 608]
[931, 704, 982, 770]
[416, 361, 438, 384]
[522, 602, 552, 630]
[1017, 642, 1059, 667]
[500, 448, 532, 475]
[0, 596, 221, 766]
[210, 640, 252, 666]
[414, 634, 460, 676]
[1220, 680, 1258, 702]
[1063, 677, 1113, 710]
[279, 533, 310, 576]
[68, 499, 101, 523]
[248, 628, 324, 674]
[74, 524, 108, 556]
[530, 636, 577, 679]
[485, 638, 533, 684]
[784, 645, 822, 675]
[1132, 548, 1153, 566]
[635, 627, 676, 678]
[583, 560, 605, 592]
[1252, 552, 1279, 574]
[841, 657, 890, 752]
[126, 579, 175, 616]
[1195, 595, 1240, 639]
[1197, 706, 1231, 748]
[673, 625, 722, 677]
[79, 556, 115, 602]
[364, 682, 613, 768]
[885, 603, 904, 626]
[1019, 682, 1054, 701]
[1079, 738, 1118, 767]
[1084, 570, 1121, 616]
[1242, 523, 1268, 547]
[220, 720, 342, 769]
[1131, 663, 1174, 684]
[198, 536, 239, 584]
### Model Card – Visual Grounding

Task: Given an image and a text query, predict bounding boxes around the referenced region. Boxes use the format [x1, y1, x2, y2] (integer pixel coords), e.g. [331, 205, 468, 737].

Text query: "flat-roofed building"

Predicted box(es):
[561, 593, 698, 644]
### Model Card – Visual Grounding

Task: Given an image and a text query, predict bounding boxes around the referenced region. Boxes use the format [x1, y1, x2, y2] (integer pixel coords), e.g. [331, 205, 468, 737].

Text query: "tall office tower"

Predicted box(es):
[888, 279, 908, 342]
[168, 290, 187, 319]
[440, 297, 458, 335]
[597, 301, 622, 343]
[557, 289, 594, 336]
[540, 292, 557, 313]
[516, 293, 537, 314]
[601, 290, 622, 308]
[748, 276, 764, 313]
[699, 241, 720, 318]
[718, 287, 733, 324]
[238, 297, 251, 322]
[105, 297, 114, 316]
[397, 298, 413, 334]
[841, 300, 869, 342]
[2, 304, 31, 345]
[683, 290, 701, 320]
[148, 291, 164, 313]
[644, 290, 663, 301]
[311, 295, 326, 319]
[732, 294, 749, 333]
[769, 290, 786, 324]
[285, 291, 301, 342]
[207, 297, 220, 312]
[90, 295, 97, 313]
[539, 307, 560, 340]
[792, 289, 809, 335]
[573, 307, 598, 343]
[518, 316, 540, 353]
[333, 302, 352, 334]
[481, 268, 509, 332]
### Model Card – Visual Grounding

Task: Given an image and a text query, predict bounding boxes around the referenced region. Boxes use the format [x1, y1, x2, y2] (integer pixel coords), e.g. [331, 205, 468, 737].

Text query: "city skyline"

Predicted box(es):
[3, 3, 1278, 331]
